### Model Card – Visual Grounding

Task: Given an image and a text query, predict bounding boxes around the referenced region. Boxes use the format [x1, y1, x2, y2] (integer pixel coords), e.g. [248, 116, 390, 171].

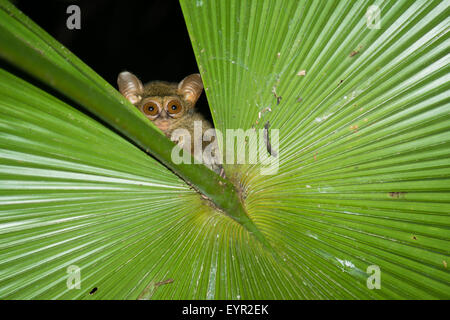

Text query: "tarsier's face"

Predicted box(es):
[117, 72, 203, 135]
[139, 95, 185, 132]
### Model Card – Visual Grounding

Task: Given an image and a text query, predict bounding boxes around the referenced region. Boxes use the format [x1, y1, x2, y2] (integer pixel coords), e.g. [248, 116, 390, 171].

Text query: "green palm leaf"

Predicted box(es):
[0, 0, 449, 299]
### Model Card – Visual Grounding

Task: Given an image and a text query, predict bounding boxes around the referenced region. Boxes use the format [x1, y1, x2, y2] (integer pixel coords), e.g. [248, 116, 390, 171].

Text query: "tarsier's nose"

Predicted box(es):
[160, 110, 169, 119]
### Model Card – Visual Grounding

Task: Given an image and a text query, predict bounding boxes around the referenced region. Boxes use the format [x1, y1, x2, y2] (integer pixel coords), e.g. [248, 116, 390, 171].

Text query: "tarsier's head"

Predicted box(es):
[117, 71, 203, 134]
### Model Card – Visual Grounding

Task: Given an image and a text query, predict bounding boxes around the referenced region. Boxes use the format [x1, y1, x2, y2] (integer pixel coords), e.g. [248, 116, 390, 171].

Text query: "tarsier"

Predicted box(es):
[117, 71, 222, 175]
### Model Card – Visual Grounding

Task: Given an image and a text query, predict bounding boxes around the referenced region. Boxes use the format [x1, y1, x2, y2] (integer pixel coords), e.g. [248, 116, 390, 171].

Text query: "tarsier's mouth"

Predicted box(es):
[157, 121, 170, 131]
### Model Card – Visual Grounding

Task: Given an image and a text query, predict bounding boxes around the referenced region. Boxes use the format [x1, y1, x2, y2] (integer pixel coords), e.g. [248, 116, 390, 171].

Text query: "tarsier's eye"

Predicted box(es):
[167, 99, 182, 115]
[142, 101, 159, 117]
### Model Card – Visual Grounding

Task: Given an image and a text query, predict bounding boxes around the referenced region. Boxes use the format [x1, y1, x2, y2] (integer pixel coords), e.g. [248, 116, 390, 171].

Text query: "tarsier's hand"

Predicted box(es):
[172, 130, 225, 178]
[201, 139, 225, 178]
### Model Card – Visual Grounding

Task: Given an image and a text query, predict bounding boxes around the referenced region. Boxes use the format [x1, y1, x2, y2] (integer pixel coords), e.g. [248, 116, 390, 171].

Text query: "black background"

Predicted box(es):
[11, 0, 211, 118]
[0, 300, 434, 317]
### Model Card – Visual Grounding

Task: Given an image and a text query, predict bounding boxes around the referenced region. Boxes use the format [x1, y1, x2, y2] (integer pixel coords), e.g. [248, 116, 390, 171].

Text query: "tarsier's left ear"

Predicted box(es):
[117, 71, 144, 105]
[178, 73, 203, 106]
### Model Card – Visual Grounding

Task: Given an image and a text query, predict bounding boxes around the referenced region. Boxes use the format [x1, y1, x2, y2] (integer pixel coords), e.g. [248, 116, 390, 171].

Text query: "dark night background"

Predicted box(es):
[8, 0, 211, 119]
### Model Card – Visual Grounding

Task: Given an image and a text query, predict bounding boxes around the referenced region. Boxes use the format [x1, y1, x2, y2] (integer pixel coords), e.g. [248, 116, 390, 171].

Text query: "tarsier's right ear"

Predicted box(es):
[178, 73, 203, 106]
[117, 71, 144, 105]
